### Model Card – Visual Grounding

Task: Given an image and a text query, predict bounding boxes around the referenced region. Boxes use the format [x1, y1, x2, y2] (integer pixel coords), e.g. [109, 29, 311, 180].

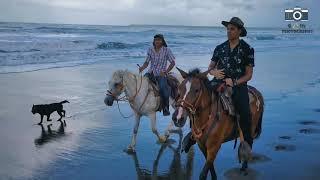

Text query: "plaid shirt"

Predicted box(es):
[146, 46, 175, 76]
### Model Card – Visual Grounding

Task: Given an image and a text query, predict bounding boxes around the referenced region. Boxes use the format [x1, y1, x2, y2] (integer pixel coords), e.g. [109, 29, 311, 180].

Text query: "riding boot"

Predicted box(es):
[163, 97, 170, 116]
[182, 131, 196, 153]
[163, 105, 170, 116]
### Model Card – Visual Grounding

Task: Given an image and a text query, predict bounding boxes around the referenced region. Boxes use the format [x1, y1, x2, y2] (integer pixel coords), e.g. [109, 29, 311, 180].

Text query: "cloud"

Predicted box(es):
[0, 0, 318, 27]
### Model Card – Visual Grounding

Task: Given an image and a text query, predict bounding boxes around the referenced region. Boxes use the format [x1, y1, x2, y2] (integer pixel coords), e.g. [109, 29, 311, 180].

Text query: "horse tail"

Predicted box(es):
[167, 74, 180, 99]
[254, 90, 264, 139]
[255, 107, 263, 138]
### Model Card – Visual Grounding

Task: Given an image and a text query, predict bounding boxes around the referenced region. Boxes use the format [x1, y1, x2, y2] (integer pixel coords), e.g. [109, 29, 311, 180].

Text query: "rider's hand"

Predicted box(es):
[139, 67, 143, 73]
[160, 71, 167, 77]
[224, 78, 233, 87]
[210, 69, 225, 79]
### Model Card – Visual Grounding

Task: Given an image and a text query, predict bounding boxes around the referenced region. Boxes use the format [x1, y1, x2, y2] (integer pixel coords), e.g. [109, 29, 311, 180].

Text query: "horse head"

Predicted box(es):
[172, 67, 211, 127]
[105, 70, 126, 106]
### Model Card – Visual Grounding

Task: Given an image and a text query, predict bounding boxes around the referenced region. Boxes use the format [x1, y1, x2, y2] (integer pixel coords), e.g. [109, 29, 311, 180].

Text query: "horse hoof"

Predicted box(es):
[159, 136, 167, 143]
[124, 146, 136, 154]
[240, 167, 249, 176]
[199, 173, 206, 180]
[240, 169, 248, 176]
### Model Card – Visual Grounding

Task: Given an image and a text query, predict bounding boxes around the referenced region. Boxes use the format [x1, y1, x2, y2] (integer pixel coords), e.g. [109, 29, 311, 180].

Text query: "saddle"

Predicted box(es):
[211, 82, 258, 117]
[145, 73, 179, 111]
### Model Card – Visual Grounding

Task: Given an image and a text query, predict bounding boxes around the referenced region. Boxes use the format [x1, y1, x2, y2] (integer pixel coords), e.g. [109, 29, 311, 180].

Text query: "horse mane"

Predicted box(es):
[186, 68, 212, 93]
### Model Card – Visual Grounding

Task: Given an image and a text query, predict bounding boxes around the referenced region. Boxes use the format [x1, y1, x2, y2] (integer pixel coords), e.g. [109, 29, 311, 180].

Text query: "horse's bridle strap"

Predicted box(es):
[176, 82, 203, 114]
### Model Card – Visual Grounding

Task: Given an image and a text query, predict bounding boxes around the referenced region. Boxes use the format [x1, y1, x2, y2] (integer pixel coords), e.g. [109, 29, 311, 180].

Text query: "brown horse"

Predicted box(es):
[172, 68, 264, 180]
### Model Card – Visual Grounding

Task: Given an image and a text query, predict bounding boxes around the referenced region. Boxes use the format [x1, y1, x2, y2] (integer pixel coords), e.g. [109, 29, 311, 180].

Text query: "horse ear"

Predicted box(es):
[176, 67, 188, 79]
[200, 69, 209, 77]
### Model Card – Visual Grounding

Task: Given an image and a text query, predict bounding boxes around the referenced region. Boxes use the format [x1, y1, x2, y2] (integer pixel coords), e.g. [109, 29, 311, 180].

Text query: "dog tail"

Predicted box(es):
[60, 100, 70, 104]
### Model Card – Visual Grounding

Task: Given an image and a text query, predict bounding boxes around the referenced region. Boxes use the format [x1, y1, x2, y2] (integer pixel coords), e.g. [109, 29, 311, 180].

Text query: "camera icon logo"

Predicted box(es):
[285, 7, 308, 21]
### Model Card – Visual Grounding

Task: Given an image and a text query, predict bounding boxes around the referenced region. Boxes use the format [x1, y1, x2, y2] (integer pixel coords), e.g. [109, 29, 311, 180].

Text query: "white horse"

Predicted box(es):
[104, 69, 182, 153]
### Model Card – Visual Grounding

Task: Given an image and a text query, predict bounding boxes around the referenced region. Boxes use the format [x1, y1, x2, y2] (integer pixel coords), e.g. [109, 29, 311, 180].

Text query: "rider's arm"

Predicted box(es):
[139, 48, 152, 72]
[166, 61, 175, 74]
[234, 46, 255, 85]
[208, 47, 225, 79]
[208, 61, 216, 75]
[208, 60, 225, 79]
[139, 60, 149, 72]
[165, 48, 176, 74]
[235, 66, 253, 85]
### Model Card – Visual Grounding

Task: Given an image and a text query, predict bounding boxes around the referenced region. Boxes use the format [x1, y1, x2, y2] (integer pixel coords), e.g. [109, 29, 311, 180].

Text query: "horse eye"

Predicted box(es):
[195, 89, 199, 93]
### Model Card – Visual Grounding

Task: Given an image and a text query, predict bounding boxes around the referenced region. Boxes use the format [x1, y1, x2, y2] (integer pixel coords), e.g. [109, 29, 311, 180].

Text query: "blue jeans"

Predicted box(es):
[156, 76, 170, 108]
[144, 73, 170, 108]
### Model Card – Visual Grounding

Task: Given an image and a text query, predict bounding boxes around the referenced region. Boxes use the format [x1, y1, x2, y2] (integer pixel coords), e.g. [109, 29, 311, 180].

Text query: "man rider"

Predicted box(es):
[183, 17, 255, 152]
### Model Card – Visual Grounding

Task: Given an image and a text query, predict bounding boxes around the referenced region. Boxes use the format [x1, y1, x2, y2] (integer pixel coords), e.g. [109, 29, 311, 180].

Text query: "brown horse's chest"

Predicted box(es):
[195, 112, 238, 147]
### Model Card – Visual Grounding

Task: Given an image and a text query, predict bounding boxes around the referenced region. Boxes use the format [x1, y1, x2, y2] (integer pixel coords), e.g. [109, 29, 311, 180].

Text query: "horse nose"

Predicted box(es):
[172, 115, 177, 121]
[104, 96, 114, 106]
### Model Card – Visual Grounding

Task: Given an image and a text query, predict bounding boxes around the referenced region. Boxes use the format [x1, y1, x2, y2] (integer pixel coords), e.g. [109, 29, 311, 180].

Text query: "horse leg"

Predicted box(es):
[127, 112, 141, 153]
[163, 120, 174, 139]
[198, 145, 210, 180]
[149, 112, 167, 143]
[200, 143, 221, 180]
[241, 161, 248, 174]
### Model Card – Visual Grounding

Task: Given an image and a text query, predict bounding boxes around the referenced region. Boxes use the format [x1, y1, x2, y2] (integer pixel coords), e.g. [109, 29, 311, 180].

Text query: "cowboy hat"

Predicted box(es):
[222, 17, 247, 37]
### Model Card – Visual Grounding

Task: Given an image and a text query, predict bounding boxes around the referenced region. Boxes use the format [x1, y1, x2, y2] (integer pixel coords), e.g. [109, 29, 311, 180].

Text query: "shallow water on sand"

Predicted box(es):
[0, 49, 320, 179]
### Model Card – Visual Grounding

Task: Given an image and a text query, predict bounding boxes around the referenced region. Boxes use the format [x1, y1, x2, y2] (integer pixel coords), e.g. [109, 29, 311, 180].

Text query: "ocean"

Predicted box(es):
[1, 22, 319, 74]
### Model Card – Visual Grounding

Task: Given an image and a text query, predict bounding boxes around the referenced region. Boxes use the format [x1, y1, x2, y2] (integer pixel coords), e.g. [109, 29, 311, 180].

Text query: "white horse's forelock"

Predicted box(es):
[109, 69, 126, 87]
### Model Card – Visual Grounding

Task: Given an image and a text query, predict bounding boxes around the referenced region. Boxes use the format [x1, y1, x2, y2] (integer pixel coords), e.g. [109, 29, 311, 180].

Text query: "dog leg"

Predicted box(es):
[38, 114, 44, 125]
[58, 111, 64, 120]
[47, 114, 52, 121]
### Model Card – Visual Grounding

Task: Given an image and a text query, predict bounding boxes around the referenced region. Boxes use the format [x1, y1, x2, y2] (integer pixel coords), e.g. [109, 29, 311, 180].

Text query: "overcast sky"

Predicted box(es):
[0, 0, 319, 28]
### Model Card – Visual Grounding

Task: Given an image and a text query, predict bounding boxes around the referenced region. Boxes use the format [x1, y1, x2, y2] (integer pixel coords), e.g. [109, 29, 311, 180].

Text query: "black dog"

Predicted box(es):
[31, 100, 69, 124]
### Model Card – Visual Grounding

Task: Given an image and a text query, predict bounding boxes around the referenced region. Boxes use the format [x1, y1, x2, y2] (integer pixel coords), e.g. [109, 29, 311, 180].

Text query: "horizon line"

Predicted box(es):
[0, 20, 284, 29]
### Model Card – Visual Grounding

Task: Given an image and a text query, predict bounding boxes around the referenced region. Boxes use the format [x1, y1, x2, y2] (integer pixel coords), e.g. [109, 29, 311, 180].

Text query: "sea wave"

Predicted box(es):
[35, 26, 96, 32]
[0, 49, 40, 53]
[96, 42, 148, 50]
[248, 34, 309, 41]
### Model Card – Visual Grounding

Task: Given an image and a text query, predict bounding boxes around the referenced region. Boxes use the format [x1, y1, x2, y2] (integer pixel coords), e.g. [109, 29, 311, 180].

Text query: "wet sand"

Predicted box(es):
[0, 50, 320, 179]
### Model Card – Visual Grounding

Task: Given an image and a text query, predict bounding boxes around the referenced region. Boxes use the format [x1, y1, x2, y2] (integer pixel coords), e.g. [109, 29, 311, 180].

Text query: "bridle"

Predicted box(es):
[175, 77, 221, 141]
[106, 73, 143, 103]
[106, 73, 150, 118]
[176, 76, 211, 115]
[106, 83, 127, 101]
[176, 83, 203, 115]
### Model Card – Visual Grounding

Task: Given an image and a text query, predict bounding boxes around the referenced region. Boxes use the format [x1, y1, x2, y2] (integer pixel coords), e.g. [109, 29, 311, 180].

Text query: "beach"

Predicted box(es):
[1, 22, 320, 179]
[0, 50, 320, 179]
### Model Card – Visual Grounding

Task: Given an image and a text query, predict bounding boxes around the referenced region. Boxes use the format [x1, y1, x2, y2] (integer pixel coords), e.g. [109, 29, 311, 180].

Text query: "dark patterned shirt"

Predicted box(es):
[211, 39, 254, 79]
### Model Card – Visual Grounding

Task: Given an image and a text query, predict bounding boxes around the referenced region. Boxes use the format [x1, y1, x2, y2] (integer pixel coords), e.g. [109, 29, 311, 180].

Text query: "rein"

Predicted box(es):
[176, 89, 203, 115]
